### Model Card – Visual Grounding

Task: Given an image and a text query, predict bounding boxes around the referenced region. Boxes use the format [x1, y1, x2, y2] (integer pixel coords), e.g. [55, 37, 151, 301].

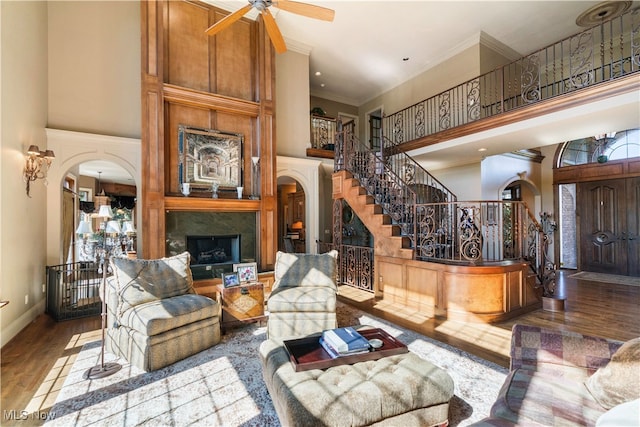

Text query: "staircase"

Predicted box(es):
[332, 124, 555, 294]
[334, 123, 457, 253]
[337, 170, 413, 259]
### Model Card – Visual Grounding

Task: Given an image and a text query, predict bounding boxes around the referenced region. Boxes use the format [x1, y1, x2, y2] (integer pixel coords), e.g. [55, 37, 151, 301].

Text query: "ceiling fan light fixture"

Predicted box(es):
[250, 0, 271, 13]
[205, 0, 335, 54]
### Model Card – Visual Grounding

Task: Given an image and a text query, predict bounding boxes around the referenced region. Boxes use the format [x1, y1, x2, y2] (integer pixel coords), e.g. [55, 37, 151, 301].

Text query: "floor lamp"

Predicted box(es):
[83, 204, 122, 379]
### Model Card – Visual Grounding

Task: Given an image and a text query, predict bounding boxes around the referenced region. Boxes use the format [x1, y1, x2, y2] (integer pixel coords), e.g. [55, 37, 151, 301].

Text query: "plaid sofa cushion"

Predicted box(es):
[118, 293, 219, 336]
[510, 324, 622, 371]
[111, 252, 195, 315]
[484, 324, 631, 427]
[491, 364, 606, 426]
[273, 250, 338, 290]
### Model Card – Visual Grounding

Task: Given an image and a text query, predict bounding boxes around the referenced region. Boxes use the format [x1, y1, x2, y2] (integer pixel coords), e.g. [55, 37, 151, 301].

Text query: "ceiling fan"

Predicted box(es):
[205, 0, 335, 54]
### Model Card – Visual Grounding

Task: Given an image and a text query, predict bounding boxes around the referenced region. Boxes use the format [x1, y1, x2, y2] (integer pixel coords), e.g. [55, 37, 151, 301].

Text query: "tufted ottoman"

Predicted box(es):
[259, 337, 455, 426]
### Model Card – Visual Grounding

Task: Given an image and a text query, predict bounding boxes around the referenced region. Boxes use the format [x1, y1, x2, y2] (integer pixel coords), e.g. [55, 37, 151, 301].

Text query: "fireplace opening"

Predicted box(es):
[186, 234, 241, 266]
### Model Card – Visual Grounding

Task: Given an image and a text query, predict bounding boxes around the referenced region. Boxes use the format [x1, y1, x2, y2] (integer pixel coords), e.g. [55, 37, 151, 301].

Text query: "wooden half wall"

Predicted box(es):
[376, 256, 541, 322]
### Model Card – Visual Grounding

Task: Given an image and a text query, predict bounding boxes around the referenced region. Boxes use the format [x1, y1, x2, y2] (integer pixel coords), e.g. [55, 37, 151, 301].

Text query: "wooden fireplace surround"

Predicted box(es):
[140, 0, 278, 271]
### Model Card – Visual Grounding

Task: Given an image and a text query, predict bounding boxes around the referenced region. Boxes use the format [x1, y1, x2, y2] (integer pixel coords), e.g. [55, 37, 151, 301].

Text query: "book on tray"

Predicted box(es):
[320, 337, 369, 359]
[321, 327, 371, 356]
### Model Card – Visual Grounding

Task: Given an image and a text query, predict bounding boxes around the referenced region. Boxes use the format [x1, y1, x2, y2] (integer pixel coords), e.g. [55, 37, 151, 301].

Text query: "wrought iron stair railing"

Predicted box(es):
[334, 125, 551, 295]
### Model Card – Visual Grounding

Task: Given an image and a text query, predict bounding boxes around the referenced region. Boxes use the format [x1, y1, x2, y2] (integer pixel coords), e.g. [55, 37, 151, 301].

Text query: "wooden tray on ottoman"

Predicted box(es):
[283, 328, 409, 372]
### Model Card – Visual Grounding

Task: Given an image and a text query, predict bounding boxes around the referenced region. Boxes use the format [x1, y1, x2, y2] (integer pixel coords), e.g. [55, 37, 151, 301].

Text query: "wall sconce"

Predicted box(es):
[24, 145, 55, 197]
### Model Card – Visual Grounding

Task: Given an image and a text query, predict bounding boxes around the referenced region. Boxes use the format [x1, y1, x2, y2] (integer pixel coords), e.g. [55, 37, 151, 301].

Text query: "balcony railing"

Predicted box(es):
[383, 9, 640, 146]
[414, 200, 540, 264]
[310, 115, 337, 150]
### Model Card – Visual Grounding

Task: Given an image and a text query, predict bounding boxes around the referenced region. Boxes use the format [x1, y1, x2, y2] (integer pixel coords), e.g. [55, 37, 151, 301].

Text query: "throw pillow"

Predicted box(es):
[111, 251, 195, 315]
[585, 337, 640, 410]
[273, 250, 338, 290]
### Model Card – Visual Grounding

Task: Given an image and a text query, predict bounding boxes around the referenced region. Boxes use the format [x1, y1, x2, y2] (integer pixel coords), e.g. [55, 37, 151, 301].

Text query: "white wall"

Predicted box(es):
[481, 154, 541, 201]
[1, 0, 49, 347]
[47, 1, 141, 139]
[430, 162, 482, 201]
[1, 1, 141, 347]
[275, 49, 311, 157]
[358, 45, 481, 138]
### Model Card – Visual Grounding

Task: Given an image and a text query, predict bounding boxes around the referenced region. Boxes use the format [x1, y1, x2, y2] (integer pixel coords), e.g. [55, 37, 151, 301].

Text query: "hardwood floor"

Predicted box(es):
[1, 270, 638, 425]
[341, 270, 640, 367]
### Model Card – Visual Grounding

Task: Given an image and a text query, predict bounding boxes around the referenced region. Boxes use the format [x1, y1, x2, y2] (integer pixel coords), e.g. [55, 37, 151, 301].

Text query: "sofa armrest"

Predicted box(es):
[510, 324, 623, 371]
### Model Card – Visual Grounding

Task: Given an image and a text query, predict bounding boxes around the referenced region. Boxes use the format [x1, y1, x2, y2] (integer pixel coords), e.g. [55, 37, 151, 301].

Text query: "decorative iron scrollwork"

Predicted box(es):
[415, 103, 426, 138]
[439, 93, 451, 130]
[458, 206, 482, 262]
[569, 31, 594, 89]
[521, 54, 541, 103]
[467, 79, 481, 121]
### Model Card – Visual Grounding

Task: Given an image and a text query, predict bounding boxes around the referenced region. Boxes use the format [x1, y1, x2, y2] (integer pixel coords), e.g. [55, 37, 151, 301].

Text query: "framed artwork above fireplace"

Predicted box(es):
[178, 125, 243, 191]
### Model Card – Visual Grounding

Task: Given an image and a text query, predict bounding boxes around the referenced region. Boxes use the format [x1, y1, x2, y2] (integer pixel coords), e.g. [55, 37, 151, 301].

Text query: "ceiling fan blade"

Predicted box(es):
[273, 0, 335, 22]
[205, 3, 254, 36]
[262, 8, 287, 54]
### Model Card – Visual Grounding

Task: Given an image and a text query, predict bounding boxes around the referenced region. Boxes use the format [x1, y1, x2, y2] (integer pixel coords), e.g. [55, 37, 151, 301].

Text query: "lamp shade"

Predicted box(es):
[97, 205, 114, 219]
[75, 220, 94, 235]
[105, 221, 121, 235]
[122, 221, 136, 234]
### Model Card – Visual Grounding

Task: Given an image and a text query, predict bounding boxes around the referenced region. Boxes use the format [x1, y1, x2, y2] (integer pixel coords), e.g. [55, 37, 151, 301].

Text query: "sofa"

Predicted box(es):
[105, 252, 221, 371]
[473, 324, 640, 426]
[259, 250, 454, 426]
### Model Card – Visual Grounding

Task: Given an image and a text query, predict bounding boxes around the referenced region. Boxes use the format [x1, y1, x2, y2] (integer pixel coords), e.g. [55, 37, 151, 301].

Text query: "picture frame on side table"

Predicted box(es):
[222, 272, 240, 288]
[233, 262, 258, 283]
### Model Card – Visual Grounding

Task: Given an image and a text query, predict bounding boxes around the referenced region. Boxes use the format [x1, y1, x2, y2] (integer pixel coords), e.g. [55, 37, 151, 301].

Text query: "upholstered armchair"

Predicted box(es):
[266, 250, 339, 341]
[105, 252, 221, 371]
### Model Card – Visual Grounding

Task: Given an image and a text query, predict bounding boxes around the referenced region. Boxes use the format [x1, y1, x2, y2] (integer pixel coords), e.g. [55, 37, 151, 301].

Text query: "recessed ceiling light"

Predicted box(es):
[315, 71, 322, 76]
[320, 83, 325, 88]
[478, 148, 487, 152]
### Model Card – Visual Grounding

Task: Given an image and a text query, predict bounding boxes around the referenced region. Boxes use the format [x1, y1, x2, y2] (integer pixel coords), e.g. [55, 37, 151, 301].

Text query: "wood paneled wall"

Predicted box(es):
[141, 0, 278, 269]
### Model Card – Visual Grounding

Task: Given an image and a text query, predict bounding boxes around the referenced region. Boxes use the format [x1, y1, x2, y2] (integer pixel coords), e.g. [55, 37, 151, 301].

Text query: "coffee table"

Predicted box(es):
[283, 327, 408, 372]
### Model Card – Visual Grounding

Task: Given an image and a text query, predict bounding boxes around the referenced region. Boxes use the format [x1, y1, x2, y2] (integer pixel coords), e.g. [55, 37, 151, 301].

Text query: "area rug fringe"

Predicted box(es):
[46, 302, 507, 427]
[569, 271, 640, 286]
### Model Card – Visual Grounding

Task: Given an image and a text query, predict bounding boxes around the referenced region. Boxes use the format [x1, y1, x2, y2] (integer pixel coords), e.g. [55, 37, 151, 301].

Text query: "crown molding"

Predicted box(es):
[479, 31, 522, 62]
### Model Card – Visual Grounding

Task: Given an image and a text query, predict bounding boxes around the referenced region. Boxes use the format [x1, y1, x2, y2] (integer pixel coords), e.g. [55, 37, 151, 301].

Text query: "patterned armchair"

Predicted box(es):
[105, 252, 221, 371]
[266, 250, 339, 341]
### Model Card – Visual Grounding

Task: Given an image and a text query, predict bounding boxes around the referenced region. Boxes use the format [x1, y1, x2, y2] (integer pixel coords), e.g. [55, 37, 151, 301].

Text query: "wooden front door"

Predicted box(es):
[578, 178, 639, 276]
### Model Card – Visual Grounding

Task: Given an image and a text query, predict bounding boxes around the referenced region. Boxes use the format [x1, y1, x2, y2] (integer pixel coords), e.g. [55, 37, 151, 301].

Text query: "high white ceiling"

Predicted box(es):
[203, 0, 639, 170]
[209, 1, 623, 105]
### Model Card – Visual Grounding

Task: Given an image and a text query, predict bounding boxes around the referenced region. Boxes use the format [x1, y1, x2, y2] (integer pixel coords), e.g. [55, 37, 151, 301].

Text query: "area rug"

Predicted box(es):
[46, 302, 507, 426]
[569, 271, 640, 286]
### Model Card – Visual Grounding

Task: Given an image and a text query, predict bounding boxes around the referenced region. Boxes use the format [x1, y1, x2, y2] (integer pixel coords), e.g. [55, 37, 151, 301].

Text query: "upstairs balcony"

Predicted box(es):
[308, 8, 640, 157]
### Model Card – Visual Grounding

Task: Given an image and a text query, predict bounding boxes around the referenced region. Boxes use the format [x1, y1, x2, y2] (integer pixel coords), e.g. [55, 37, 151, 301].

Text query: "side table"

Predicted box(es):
[215, 282, 268, 333]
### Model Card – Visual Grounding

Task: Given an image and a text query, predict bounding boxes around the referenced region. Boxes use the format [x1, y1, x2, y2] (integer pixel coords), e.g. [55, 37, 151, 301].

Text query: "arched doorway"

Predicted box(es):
[45, 129, 141, 266]
[67, 160, 137, 264]
[555, 128, 640, 276]
[277, 176, 305, 253]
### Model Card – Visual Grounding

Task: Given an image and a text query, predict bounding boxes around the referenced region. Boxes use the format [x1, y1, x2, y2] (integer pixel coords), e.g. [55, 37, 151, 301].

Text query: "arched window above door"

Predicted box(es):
[558, 128, 640, 167]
